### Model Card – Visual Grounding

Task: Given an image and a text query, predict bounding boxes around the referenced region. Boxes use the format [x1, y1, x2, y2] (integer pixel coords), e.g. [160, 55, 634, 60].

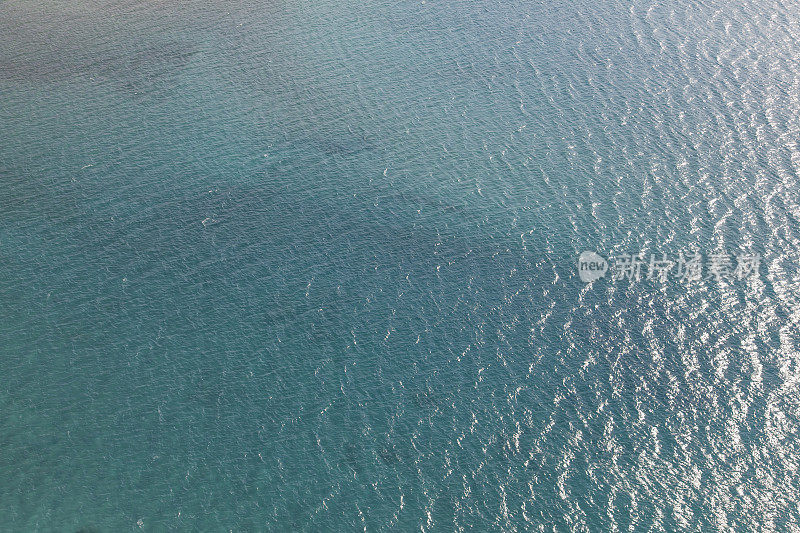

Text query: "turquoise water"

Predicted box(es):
[2, 0, 800, 530]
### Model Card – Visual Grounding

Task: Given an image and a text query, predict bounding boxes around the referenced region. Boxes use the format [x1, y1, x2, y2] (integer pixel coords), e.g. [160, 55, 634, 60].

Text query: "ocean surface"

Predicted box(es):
[2, 0, 800, 530]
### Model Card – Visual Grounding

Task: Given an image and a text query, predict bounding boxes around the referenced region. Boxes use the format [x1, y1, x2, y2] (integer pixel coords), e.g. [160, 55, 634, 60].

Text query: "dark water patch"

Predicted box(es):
[77, 41, 199, 87]
[341, 442, 363, 476]
[0, 38, 198, 90]
[314, 135, 375, 157]
[0, 165, 86, 228]
[377, 439, 401, 465]
[305, 125, 378, 157]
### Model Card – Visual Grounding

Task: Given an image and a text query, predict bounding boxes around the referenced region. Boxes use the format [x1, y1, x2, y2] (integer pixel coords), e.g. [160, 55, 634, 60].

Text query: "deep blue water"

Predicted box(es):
[2, 0, 800, 530]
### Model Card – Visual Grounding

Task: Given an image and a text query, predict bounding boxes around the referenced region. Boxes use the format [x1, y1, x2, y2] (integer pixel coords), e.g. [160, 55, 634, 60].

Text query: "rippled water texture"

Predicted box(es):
[1, 0, 800, 530]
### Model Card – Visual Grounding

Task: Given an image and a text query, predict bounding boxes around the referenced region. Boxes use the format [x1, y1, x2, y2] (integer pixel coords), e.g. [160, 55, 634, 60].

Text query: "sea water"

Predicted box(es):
[1, 0, 799, 530]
